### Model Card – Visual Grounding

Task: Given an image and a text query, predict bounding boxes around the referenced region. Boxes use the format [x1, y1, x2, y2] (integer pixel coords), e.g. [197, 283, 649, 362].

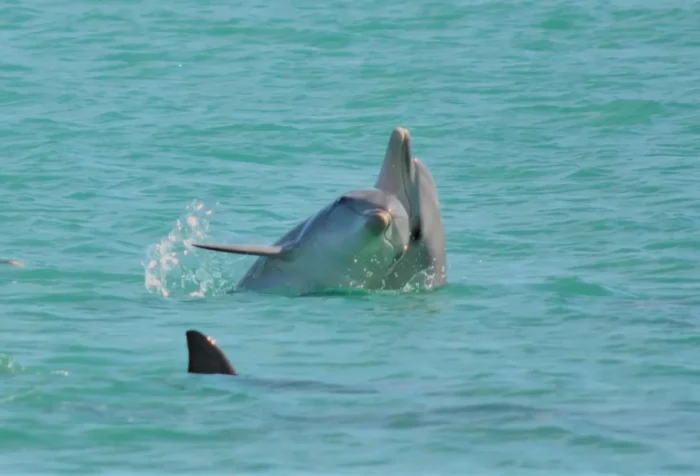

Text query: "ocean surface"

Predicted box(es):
[1, 0, 699, 474]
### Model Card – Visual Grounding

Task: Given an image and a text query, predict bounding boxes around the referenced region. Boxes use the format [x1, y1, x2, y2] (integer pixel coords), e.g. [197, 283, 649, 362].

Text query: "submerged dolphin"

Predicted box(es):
[193, 127, 446, 295]
[185, 329, 378, 395]
[0, 260, 24, 268]
[186, 330, 237, 375]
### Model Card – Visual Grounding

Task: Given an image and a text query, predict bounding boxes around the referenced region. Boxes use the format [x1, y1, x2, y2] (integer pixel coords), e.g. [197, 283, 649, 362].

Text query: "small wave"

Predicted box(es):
[0, 353, 69, 379]
[142, 200, 234, 299]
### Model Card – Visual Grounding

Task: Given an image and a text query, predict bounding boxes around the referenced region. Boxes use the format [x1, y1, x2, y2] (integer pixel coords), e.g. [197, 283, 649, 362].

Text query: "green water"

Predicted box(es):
[2, 0, 699, 474]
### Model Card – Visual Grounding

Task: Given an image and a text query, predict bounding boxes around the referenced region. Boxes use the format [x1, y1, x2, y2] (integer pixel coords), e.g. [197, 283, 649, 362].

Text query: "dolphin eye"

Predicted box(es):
[336, 196, 350, 206]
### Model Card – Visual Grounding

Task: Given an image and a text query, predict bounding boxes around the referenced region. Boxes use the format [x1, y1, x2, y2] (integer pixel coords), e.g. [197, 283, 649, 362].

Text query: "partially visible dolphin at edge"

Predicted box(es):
[192, 126, 446, 295]
[1, 260, 24, 268]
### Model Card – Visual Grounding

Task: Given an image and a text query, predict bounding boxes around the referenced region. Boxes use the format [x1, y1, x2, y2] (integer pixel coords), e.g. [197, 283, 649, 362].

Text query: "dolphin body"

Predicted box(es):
[185, 330, 541, 426]
[0, 260, 24, 268]
[184, 329, 377, 395]
[193, 127, 446, 295]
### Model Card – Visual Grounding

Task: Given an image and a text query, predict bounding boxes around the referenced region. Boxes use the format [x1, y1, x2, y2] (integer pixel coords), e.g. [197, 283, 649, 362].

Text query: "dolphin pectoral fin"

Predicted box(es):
[192, 243, 288, 258]
[186, 329, 237, 376]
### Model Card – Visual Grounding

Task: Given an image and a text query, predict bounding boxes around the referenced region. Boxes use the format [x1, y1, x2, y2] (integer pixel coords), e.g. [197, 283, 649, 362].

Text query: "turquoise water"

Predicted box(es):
[2, 0, 699, 473]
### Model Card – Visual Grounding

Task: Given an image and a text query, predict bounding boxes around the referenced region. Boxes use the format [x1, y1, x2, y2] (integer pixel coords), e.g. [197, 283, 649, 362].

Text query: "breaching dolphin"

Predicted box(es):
[186, 329, 237, 375]
[192, 126, 446, 295]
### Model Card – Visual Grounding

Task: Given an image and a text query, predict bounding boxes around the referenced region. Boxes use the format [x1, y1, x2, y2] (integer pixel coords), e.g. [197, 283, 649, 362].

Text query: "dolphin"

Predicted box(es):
[186, 329, 237, 375]
[0, 260, 24, 268]
[192, 126, 446, 295]
[184, 329, 378, 395]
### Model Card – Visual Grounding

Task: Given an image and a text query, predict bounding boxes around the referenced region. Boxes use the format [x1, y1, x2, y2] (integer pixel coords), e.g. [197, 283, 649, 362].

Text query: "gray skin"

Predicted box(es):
[373, 127, 447, 289]
[193, 126, 446, 295]
[186, 330, 237, 375]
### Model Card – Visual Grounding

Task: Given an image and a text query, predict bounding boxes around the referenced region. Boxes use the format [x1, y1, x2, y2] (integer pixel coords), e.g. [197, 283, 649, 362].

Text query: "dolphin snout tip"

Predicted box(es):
[391, 127, 410, 141]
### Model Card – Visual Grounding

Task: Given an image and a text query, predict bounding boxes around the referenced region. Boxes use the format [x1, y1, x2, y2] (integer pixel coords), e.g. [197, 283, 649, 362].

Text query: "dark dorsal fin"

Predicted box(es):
[186, 330, 237, 376]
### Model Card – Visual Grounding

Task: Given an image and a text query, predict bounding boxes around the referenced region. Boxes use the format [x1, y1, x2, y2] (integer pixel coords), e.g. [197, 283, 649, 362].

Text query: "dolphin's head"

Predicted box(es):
[295, 188, 411, 288]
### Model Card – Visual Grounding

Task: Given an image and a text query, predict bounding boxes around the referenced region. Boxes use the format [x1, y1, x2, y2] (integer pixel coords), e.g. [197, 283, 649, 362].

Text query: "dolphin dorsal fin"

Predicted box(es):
[186, 330, 237, 376]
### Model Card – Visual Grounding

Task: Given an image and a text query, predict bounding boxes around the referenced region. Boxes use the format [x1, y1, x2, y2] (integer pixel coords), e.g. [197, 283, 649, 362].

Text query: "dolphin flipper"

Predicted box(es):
[192, 243, 287, 258]
[186, 330, 237, 376]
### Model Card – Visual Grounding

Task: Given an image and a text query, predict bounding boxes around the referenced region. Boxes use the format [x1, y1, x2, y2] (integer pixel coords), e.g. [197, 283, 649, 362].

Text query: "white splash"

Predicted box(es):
[143, 200, 232, 298]
[0, 353, 23, 375]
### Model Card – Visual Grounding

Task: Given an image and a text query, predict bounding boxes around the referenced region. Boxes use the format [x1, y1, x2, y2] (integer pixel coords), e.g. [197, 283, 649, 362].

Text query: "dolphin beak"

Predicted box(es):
[390, 127, 411, 161]
[366, 209, 392, 235]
